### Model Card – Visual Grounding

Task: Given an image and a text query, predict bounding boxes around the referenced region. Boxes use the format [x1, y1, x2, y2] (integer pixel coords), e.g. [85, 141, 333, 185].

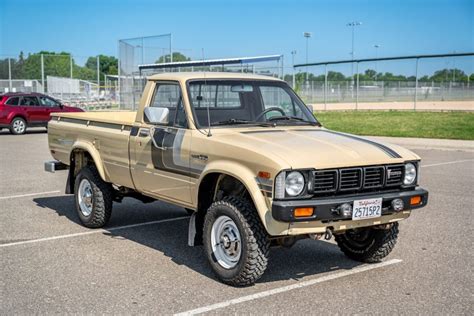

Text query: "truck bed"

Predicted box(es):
[48, 110, 138, 189]
[51, 111, 137, 125]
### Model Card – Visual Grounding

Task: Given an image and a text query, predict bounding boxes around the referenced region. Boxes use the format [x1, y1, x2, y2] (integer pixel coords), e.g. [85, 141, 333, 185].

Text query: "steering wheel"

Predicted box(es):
[255, 107, 286, 121]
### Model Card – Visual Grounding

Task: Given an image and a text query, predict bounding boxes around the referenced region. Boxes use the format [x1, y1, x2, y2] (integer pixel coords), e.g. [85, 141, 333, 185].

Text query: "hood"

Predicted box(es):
[218, 127, 418, 169]
[63, 105, 84, 112]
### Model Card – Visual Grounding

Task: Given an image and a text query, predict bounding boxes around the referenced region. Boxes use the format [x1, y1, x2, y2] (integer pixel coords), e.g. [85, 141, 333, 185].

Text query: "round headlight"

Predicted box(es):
[404, 163, 417, 185]
[285, 171, 305, 196]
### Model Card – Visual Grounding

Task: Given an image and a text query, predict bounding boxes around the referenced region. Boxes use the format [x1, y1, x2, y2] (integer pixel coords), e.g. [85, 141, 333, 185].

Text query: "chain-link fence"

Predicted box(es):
[2, 50, 472, 112]
[0, 53, 118, 110]
[292, 53, 474, 110]
[119, 34, 172, 109]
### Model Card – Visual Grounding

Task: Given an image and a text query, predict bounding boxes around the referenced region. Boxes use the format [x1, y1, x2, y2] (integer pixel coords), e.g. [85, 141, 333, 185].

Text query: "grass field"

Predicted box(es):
[314, 111, 474, 140]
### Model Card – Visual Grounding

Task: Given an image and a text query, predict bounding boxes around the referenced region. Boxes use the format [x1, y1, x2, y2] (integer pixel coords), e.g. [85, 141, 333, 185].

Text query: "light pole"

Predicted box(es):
[374, 44, 380, 81]
[347, 22, 362, 78]
[303, 32, 312, 83]
[291, 50, 297, 88]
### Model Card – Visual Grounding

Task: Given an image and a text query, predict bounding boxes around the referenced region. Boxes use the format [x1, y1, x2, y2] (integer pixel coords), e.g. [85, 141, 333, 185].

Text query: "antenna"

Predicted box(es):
[202, 48, 212, 137]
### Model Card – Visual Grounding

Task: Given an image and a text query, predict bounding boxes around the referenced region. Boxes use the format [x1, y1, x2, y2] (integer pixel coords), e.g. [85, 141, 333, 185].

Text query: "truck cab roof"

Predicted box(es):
[147, 72, 283, 82]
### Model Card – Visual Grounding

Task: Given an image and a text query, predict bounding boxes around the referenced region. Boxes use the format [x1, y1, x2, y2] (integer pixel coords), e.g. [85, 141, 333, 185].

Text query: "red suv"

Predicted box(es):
[0, 92, 83, 135]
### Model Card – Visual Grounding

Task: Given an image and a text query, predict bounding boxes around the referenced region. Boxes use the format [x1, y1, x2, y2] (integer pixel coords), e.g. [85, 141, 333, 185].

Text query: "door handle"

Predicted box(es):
[138, 128, 149, 137]
[149, 126, 168, 150]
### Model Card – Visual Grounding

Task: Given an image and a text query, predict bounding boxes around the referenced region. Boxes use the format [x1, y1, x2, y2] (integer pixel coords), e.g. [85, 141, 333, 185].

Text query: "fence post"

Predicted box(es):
[414, 58, 419, 111]
[8, 57, 12, 92]
[324, 64, 328, 110]
[356, 62, 359, 110]
[169, 34, 173, 63]
[41, 54, 45, 93]
[96, 56, 100, 100]
[70, 55, 73, 78]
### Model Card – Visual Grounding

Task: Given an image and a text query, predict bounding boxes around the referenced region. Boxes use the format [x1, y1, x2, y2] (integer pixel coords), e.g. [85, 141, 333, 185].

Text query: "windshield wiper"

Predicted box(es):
[212, 119, 253, 126]
[268, 115, 319, 126]
[212, 118, 276, 127]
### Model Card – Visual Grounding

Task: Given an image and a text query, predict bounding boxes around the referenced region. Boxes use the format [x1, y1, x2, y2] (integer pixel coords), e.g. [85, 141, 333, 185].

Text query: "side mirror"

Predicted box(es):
[144, 107, 169, 125]
[306, 104, 314, 113]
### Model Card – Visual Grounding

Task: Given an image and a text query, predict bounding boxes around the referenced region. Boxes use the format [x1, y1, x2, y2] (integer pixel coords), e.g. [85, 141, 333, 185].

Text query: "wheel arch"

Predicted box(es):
[190, 161, 284, 245]
[10, 114, 28, 123]
[66, 142, 107, 194]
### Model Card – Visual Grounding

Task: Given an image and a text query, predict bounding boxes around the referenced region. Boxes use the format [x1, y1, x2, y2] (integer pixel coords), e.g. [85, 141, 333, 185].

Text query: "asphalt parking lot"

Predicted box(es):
[1, 129, 473, 315]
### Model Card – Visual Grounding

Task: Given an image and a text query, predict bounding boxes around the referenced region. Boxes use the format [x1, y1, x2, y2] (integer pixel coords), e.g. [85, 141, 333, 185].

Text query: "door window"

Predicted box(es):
[5, 97, 20, 106]
[150, 83, 186, 128]
[39, 96, 60, 107]
[20, 96, 39, 106]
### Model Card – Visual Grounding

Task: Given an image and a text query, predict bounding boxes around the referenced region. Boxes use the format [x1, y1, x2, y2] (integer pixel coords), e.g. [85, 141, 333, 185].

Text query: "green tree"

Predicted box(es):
[85, 55, 118, 75]
[155, 52, 190, 63]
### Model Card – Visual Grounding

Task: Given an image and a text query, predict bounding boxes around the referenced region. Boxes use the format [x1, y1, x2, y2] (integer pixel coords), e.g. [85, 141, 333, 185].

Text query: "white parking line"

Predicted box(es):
[0, 216, 189, 248]
[422, 159, 474, 168]
[174, 258, 402, 316]
[0, 190, 61, 200]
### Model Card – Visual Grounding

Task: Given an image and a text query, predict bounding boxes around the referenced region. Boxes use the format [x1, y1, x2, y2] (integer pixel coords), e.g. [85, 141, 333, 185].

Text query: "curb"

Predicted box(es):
[368, 136, 474, 152]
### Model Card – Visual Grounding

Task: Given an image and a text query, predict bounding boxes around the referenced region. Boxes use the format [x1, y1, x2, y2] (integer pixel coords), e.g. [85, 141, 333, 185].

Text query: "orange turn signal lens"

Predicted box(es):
[294, 207, 314, 217]
[410, 196, 422, 206]
[258, 171, 271, 179]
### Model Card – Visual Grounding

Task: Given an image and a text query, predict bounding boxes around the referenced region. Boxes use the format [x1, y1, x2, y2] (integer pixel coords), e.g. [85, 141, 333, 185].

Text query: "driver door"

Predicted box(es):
[130, 82, 193, 205]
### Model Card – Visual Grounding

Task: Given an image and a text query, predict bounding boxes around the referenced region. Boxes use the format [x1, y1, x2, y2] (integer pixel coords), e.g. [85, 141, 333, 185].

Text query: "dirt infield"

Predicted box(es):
[310, 100, 474, 111]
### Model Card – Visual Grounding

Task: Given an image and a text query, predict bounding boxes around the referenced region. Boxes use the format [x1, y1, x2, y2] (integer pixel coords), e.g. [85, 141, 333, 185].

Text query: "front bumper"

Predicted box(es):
[272, 187, 428, 222]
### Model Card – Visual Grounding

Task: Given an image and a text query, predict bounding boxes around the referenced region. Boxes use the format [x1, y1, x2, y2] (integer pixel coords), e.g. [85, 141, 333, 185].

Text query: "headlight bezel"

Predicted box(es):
[274, 169, 313, 200]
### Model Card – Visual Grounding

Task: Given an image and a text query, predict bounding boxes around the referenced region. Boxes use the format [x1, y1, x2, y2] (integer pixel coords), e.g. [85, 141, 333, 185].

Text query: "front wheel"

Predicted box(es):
[203, 196, 270, 286]
[74, 166, 113, 228]
[335, 222, 399, 263]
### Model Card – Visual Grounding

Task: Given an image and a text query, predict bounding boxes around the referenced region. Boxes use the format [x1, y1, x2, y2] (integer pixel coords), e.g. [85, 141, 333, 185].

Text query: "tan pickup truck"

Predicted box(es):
[46, 72, 428, 286]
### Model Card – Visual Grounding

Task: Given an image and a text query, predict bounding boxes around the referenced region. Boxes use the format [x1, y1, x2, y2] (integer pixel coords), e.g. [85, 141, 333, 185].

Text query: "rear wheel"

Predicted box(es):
[74, 166, 113, 228]
[335, 223, 399, 263]
[203, 196, 270, 286]
[9, 117, 27, 135]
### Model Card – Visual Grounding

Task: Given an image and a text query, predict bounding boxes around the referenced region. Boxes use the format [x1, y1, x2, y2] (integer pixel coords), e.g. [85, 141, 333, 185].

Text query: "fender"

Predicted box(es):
[197, 160, 289, 236]
[9, 112, 27, 123]
[71, 140, 108, 182]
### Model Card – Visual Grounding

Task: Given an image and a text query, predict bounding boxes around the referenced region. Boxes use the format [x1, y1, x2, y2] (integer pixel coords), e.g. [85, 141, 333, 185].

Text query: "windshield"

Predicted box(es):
[187, 80, 318, 127]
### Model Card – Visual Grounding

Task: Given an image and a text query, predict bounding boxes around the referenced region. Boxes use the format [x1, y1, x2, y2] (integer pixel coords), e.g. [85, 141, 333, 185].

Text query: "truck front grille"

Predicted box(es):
[363, 166, 385, 188]
[339, 168, 362, 191]
[313, 170, 338, 193]
[312, 164, 405, 196]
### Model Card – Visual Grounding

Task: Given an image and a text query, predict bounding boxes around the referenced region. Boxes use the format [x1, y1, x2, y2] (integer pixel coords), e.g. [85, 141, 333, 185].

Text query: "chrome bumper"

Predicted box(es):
[44, 160, 68, 173]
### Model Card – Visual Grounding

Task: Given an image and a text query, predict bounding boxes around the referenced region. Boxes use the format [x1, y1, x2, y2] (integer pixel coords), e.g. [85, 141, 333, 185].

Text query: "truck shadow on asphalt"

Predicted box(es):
[34, 195, 362, 285]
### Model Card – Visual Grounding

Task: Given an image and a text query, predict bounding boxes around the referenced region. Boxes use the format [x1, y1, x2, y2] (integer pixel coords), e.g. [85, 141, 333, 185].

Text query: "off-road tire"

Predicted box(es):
[9, 117, 27, 135]
[74, 165, 113, 228]
[203, 196, 270, 286]
[335, 222, 399, 263]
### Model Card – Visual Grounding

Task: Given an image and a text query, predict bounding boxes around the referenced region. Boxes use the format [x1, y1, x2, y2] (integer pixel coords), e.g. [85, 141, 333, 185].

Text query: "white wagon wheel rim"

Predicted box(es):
[78, 179, 93, 216]
[211, 215, 242, 269]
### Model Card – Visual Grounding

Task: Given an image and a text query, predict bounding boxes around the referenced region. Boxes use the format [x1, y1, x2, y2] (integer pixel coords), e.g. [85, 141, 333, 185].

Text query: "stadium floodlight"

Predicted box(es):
[303, 32, 312, 82]
[346, 21, 362, 82]
[374, 44, 381, 80]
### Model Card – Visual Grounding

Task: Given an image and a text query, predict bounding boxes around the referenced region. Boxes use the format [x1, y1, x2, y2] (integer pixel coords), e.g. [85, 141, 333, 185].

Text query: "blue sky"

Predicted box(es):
[1, 0, 473, 75]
